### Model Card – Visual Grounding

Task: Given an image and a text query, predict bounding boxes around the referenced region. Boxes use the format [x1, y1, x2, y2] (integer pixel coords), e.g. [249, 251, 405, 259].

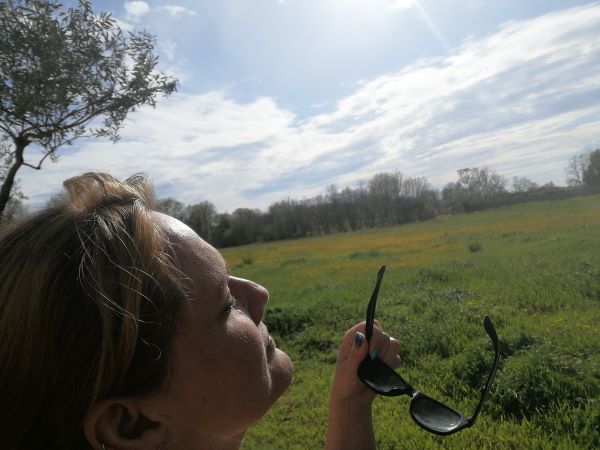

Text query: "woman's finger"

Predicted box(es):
[381, 337, 401, 368]
[346, 331, 369, 370]
[367, 330, 390, 359]
[337, 322, 367, 362]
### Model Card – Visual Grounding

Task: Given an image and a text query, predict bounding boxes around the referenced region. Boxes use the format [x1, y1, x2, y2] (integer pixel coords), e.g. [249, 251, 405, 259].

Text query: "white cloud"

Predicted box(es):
[18, 4, 600, 212]
[163, 5, 197, 17]
[158, 38, 177, 61]
[466, 0, 483, 10]
[124, 1, 150, 21]
[386, 0, 414, 12]
[113, 17, 134, 32]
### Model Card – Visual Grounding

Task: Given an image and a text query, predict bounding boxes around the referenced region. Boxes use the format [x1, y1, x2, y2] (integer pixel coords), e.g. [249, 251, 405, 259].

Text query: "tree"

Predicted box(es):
[0, 0, 177, 216]
[229, 208, 263, 246]
[212, 213, 232, 247]
[512, 176, 538, 193]
[0, 196, 27, 226]
[582, 149, 600, 185]
[185, 201, 217, 242]
[1, 138, 23, 201]
[441, 181, 465, 213]
[402, 176, 432, 198]
[456, 167, 506, 201]
[566, 153, 588, 186]
[368, 171, 402, 225]
[442, 167, 506, 212]
[45, 191, 67, 208]
[154, 198, 186, 221]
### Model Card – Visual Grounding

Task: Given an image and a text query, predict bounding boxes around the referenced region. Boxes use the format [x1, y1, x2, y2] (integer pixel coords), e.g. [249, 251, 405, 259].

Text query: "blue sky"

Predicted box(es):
[19, 0, 600, 211]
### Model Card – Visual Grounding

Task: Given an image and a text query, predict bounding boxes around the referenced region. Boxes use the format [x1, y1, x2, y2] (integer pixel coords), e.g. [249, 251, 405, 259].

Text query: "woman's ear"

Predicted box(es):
[83, 398, 168, 450]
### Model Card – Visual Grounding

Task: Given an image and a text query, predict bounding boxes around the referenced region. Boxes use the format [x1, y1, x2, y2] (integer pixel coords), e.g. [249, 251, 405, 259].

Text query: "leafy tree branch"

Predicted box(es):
[0, 0, 178, 216]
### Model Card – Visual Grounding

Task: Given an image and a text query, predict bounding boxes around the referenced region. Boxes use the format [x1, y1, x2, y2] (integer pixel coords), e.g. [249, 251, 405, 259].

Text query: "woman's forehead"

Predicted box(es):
[151, 211, 197, 240]
[152, 211, 228, 285]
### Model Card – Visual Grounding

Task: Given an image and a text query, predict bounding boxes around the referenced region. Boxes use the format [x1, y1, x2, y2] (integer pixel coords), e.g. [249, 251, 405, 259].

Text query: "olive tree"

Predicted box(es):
[0, 0, 177, 216]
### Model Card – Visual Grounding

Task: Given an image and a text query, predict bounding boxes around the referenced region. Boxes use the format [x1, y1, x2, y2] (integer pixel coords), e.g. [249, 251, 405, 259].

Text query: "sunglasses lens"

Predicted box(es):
[358, 357, 411, 396]
[410, 395, 465, 434]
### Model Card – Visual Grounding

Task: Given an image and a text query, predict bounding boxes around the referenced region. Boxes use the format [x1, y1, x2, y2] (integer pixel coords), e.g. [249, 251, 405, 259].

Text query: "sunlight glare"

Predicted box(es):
[411, 1, 452, 52]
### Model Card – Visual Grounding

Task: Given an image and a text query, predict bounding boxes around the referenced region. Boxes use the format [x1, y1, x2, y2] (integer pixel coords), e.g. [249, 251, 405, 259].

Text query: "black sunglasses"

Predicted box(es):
[357, 266, 500, 436]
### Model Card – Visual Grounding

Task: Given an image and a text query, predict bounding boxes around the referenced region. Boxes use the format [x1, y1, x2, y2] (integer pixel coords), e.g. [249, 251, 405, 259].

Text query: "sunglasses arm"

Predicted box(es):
[469, 317, 501, 425]
[365, 265, 386, 341]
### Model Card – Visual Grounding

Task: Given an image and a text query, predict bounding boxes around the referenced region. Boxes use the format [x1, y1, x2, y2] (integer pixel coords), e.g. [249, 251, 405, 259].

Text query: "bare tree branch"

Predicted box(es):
[22, 151, 53, 170]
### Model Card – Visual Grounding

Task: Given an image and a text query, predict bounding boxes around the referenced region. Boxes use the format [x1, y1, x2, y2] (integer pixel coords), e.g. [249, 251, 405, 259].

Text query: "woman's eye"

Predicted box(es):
[225, 295, 239, 313]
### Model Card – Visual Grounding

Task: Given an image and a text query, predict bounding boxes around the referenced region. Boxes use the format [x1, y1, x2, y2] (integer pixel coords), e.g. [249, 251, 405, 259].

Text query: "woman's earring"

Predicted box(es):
[101, 444, 106, 450]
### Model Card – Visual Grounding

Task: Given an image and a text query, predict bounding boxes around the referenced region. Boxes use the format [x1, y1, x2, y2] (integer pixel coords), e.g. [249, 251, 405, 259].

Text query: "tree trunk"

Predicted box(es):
[0, 140, 26, 218]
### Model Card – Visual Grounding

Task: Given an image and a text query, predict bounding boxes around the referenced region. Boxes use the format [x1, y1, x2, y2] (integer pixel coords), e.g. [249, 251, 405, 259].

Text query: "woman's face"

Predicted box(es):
[149, 213, 293, 447]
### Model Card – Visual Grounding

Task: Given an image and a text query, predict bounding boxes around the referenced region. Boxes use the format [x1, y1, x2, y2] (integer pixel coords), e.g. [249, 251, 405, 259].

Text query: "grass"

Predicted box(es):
[221, 194, 600, 449]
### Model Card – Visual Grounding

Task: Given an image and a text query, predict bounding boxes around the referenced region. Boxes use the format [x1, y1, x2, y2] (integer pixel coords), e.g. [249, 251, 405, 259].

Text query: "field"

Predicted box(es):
[221, 194, 600, 449]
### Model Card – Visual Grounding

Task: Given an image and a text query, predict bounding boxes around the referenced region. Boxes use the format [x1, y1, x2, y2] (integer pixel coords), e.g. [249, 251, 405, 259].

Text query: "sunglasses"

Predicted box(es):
[357, 265, 500, 436]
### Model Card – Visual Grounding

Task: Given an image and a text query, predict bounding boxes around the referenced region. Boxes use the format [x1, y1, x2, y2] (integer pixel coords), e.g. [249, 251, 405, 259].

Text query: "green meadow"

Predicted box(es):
[221, 194, 600, 450]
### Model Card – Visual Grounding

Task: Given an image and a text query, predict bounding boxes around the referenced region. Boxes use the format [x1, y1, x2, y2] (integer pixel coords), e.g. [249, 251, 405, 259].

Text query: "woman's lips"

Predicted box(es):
[261, 322, 277, 358]
[267, 335, 276, 352]
[261, 323, 274, 349]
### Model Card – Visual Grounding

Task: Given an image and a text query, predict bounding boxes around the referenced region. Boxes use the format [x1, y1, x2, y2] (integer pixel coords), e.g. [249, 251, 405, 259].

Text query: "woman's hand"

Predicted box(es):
[326, 321, 401, 450]
[330, 320, 401, 406]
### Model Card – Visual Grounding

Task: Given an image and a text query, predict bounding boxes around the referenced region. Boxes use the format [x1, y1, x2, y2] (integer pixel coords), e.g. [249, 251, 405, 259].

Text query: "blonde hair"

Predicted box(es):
[0, 173, 185, 449]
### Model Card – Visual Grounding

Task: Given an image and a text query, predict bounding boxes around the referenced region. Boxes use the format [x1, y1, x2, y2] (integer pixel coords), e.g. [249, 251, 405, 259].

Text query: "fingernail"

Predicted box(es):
[370, 348, 380, 360]
[354, 332, 363, 347]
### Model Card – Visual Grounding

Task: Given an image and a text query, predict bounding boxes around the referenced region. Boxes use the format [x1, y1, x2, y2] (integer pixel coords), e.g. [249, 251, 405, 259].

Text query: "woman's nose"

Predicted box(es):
[228, 276, 269, 325]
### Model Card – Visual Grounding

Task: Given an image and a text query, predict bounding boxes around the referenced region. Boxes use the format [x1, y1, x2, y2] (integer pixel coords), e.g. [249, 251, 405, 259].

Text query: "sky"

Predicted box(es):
[17, 0, 600, 212]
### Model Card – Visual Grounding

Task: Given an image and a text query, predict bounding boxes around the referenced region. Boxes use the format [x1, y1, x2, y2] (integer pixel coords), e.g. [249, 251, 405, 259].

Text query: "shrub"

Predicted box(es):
[490, 345, 599, 420]
[263, 307, 312, 338]
[402, 322, 455, 360]
[298, 334, 337, 357]
[549, 400, 600, 449]
[280, 256, 306, 266]
[418, 267, 450, 282]
[449, 342, 494, 389]
[469, 241, 483, 252]
[446, 287, 471, 301]
[348, 249, 381, 259]
[499, 330, 536, 357]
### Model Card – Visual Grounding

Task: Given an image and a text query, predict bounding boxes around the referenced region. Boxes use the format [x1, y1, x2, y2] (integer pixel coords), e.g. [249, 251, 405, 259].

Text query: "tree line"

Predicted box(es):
[155, 172, 438, 248]
[3, 151, 599, 244]
[150, 148, 600, 248]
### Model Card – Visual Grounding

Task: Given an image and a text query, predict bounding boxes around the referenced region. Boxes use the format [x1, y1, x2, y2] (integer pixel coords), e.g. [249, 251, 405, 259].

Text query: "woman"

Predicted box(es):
[0, 172, 400, 449]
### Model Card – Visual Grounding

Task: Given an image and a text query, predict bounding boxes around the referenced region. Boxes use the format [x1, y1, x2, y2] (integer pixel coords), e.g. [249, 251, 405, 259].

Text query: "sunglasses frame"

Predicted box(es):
[357, 265, 500, 436]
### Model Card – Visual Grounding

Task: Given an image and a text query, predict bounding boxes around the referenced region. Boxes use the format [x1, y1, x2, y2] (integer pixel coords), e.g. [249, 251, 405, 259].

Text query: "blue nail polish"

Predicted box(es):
[354, 332, 363, 347]
[370, 348, 380, 360]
